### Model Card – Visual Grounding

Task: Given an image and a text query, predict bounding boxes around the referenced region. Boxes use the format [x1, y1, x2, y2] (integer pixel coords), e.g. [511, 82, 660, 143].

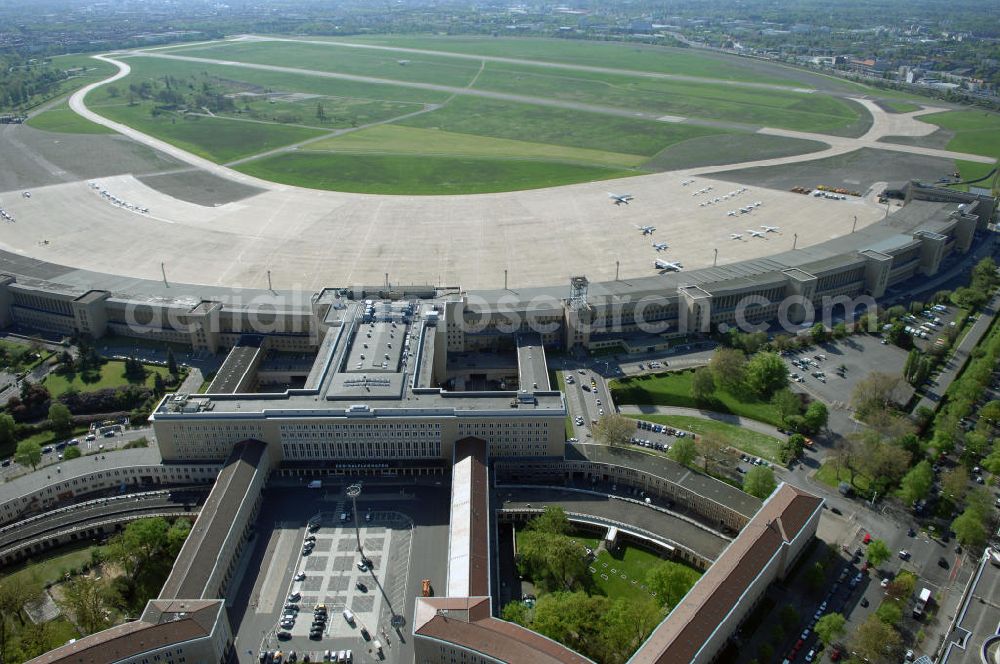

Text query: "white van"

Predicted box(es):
[342, 608, 355, 625]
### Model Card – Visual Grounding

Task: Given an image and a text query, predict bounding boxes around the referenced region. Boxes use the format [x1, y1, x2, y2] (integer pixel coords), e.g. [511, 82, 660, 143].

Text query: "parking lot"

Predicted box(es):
[783, 335, 910, 407]
[230, 484, 450, 664]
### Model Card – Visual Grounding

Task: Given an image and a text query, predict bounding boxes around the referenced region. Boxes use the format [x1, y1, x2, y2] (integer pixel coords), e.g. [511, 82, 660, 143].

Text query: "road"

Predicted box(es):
[914, 287, 1000, 412]
[0, 426, 156, 481]
[617, 404, 787, 439]
[0, 488, 204, 551]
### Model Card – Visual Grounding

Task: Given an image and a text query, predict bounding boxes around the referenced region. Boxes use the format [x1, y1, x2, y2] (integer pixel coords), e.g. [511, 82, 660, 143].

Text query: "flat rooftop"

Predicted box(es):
[207, 339, 262, 393]
[939, 553, 1000, 664]
[517, 335, 550, 391]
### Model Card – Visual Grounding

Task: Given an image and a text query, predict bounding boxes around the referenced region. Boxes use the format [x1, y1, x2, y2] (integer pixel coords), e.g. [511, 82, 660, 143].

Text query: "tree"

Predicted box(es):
[153, 373, 165, 396]
[166, 348, 178, 376]
[63, 575, 113, 635]
[851, 614, 902, 664]
[14, 440, 41, 470]
[952, 509, 987, 546]
[526, 506, 570, 536]
[0, 577, 37, 664]
[743, 466, 777, 499]
[779, 605, 800, 629]
[899, 460, 933, 504]
[696, 432, 727, 473]
[814, 612, 846, 646]
[941, 467, 969, 504]
[811, 322, 828, 343]
[771, 389, 801, 424]
[0, 413, 14, 450]
[593, 414, 634, 448]
[803, 401, 829, 433]
[691, 367, 716, 403]
[832, 322, 848, 339]
[669, 436, 697, 467]
[866, 539, 891, 568]
[744, 352, 788, 398]
[805, 561, 825, 592]
[875, 600, 903, 626]
[501, 600, 531, 626]
[709, 348, 747, 392]
[851, 372, 901, 420]
[166, 518, 191, 557]
[646, 562, 697, 608]
[48, 402, 72, 435]
[114, 517, 170, 577]
[315, 102, 326, 121]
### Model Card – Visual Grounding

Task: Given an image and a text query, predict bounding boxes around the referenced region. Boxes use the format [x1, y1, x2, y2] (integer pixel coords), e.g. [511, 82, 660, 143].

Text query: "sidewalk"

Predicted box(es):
[617, 404, 787, 439]
[914, 287, 1000, 413]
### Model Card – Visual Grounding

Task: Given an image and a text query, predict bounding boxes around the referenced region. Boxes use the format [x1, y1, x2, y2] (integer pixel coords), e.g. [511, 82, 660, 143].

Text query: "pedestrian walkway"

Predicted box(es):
[617, 404, 786, 439]
[914, 287, 1000, 413]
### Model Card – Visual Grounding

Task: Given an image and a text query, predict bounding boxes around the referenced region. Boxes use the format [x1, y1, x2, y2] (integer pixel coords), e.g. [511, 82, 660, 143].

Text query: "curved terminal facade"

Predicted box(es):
[10, 182, 997, 664]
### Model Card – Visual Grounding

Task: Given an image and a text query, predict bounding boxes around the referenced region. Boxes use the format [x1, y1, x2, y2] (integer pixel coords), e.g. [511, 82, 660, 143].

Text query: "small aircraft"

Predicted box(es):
[727, 210, 737, 217]
[652, 242, 669, 251]
[746, 229, 766, 238]
[636, 225, 656, 235]
[740, 207, 752, 214]
[609, 193, 634, 206]
[730, 233, 743, 240]
[681, 179, 694, 186]
[654, 259, 682, 272]
[761, 225, 781, 233]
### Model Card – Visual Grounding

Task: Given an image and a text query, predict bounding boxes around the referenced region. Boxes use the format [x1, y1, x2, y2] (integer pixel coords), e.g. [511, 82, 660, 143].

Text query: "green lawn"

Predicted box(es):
[173, 40, 486, 88]
[465, 64, 864, 135]
[113, 54, 449, 105]
[331, 35, 801, 86]
[43, 359, 171, 398]
[516, 529, 699, 605]
[237, 151, 640, 195]
[0, 543, 108, 588]
[920, 110, 1000, 159]
[643, 132, 827, 171]
[90, 100, 326, 163]
[590, 543, 700, 605]
[27, 100, 113, 134]
[304, 123, 646, 168]
[815, 460, 874, 496]
[625, 413, 783, 463]
[609, 370, 782, 426]
[400, 96, 728, 157]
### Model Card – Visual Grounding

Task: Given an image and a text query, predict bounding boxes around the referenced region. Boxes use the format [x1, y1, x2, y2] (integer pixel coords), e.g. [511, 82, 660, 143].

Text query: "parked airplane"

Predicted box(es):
[636, 225, 656, 235]
[654, 259, 682, 272]
[730, 233, 743, 240]
[746, 229, 766, 238]
[727, 210, 737, 217]
[652, 242, 669, 251]
[740, 207, 752, 214]
[761, 225, 780, 233]
[609, 193, 634, 205]
[681, 179, 694, 186]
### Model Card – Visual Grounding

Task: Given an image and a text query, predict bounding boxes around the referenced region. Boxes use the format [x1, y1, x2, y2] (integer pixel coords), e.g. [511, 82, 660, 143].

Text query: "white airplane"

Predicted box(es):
[654, 259, 682, 272]
[636, 225, 656, 235]
[761, 225, 781, 233]
[747, 229, 766, 238]
[652, 242, 669, 251]
[681, 179, 694, 186]
[727, 210, 737, 216]
[730, 233, 743, 240]
[609, 193, 634, 205]
[740, 207, 751, 213]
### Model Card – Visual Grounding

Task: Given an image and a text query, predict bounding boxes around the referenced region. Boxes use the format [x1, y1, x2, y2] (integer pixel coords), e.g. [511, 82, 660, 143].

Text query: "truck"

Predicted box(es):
[913, 587, 931, 617]
[307, 480, 322, 489]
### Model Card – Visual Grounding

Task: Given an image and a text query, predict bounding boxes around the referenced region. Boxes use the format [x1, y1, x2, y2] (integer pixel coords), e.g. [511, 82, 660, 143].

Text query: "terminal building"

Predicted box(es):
[5, 182, 990, 664]
[0, 184, 992, 360]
